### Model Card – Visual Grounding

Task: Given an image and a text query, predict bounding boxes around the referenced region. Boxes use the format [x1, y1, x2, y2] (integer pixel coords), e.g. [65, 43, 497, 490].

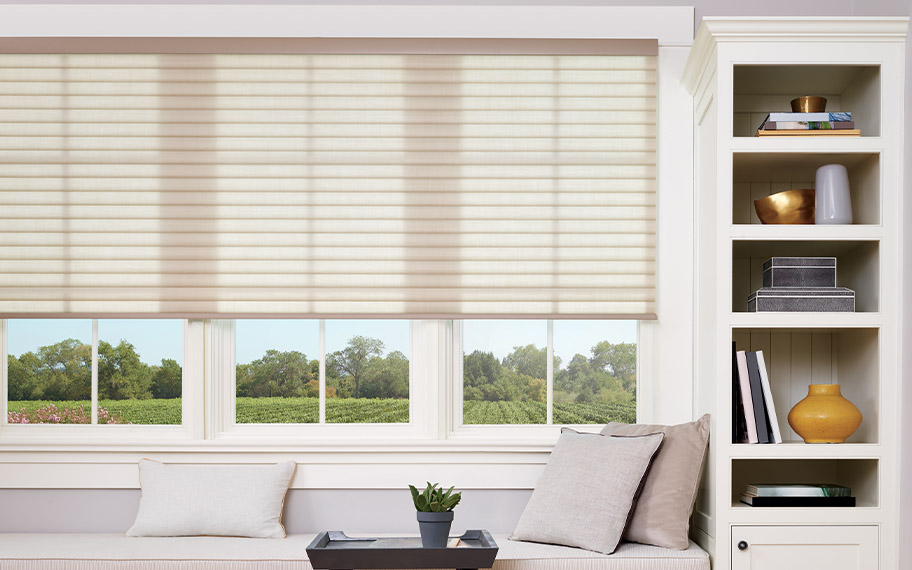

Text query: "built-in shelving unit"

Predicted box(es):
[683, 17, 906, 570]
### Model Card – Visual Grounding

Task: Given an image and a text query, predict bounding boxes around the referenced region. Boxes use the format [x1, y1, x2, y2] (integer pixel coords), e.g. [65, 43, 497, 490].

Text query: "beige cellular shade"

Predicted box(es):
[0, 52, 657, 317]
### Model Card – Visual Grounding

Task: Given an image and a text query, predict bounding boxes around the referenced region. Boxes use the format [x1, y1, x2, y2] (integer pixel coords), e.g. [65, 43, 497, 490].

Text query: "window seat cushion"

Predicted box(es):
[0, 533, 709, 570]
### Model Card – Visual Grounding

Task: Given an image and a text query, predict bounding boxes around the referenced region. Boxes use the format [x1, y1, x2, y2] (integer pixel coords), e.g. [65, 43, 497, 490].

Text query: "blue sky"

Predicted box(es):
[7, 319, 636, 368]
[464, 320, 637, 368]
[7, 319, 184, 366]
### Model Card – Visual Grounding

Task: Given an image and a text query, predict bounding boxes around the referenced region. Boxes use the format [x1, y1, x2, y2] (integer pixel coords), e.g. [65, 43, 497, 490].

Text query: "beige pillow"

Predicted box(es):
[600, 414, 710, 549]
[511, 429, 664, 555]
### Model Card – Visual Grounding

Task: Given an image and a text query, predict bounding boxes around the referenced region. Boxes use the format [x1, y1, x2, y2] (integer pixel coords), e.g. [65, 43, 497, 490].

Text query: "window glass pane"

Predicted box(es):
[325, 320, 409, 424]
[98, 319, 183, 425]
[7, 319, 92, 424]
[553, 320, 637, 424]
[235, 320, 319, 424]
[462, 320, 547, 425]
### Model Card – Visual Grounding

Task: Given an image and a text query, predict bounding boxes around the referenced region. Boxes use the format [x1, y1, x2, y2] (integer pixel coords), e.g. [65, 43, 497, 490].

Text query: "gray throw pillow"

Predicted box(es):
[600, 414, 711, 550]
[511, 429, 664, 555]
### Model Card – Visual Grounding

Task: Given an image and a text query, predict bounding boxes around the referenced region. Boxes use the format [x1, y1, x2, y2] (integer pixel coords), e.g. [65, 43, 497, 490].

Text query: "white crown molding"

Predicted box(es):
[682, 17, 909, 93]
[0, 4, 694, 46]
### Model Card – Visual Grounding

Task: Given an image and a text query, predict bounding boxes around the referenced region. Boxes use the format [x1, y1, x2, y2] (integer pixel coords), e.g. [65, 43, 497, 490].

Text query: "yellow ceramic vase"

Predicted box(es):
[787, 384, 862, 443]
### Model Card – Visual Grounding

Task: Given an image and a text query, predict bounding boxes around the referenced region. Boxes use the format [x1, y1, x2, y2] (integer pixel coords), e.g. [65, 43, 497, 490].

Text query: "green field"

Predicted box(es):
[9, 397, 635, 426]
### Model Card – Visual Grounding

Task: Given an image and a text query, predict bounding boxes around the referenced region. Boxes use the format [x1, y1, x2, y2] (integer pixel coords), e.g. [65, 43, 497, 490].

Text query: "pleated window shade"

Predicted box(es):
[0, 49, 657, 318]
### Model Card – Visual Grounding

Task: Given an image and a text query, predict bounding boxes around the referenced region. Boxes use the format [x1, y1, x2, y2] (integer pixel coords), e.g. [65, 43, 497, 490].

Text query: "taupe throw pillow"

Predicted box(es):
[511, 429, 664, 555]
[600, 414, 711, 550]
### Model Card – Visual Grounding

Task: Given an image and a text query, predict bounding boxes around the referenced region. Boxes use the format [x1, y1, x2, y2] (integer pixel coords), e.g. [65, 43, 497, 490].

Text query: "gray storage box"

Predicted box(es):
[762, 257, 837, 288]
[747, 287, 855, 312]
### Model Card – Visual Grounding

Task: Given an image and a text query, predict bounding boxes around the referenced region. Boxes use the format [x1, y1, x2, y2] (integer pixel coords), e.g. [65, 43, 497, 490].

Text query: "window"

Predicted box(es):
[460, 320, 637, 426]
[233, 319, 410, 426]
[5, 319, 184, 425]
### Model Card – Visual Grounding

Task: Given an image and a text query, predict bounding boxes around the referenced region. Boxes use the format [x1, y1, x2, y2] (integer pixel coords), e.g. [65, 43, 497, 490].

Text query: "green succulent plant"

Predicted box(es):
[408, 482, 462, 512]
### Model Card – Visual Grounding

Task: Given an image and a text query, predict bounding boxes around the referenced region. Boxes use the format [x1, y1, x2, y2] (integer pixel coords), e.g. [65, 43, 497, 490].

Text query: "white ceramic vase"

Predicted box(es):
[815, 163, 853, 224]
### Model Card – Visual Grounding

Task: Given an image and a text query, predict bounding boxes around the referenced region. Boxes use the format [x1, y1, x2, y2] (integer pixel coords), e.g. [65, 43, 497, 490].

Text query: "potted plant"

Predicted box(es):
[408, 482, 462, 547]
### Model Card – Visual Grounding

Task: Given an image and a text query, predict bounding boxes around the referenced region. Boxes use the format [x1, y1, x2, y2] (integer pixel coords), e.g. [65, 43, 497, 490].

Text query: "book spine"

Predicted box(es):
[746, 351, 771, 444]
[762, 121, 855, 130]
[755, 351, 782, 443]
[733, 341, 748, 443]
[741, 496, 856, 507]
[766, 112, 852, 122]
[736, 351, 758, 444]
[747, 485, 851, 497]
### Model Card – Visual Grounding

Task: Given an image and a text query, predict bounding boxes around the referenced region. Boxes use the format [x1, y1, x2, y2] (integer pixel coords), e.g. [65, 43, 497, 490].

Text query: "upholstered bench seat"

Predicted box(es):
[0, 533, 709, 570]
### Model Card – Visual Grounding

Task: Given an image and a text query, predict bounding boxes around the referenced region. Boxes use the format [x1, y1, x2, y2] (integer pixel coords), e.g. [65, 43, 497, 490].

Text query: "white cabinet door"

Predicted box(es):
[731, 525, 878, 570]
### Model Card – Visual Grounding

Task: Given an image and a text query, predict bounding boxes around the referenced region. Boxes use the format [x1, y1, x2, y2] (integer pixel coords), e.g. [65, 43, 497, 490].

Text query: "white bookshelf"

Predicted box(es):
[683, 18, 906, 570]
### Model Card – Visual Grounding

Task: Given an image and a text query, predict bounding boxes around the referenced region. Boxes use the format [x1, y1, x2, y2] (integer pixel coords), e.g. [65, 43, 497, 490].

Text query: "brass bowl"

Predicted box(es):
[754, 188, 816, 224]
[790, 96, 827, 113]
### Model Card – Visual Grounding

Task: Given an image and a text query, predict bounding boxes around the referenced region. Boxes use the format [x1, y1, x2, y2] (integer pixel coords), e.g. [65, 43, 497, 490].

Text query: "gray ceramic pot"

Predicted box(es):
[416, 511, 454, 548]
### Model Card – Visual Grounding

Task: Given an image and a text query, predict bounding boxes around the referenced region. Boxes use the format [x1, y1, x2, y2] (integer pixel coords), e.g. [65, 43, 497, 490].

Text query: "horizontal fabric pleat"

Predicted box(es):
[0, 53, 656, 316]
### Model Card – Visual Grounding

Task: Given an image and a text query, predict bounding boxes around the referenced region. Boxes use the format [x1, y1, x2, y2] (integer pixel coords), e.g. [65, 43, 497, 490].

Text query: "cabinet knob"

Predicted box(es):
[737, 541, 749, 551]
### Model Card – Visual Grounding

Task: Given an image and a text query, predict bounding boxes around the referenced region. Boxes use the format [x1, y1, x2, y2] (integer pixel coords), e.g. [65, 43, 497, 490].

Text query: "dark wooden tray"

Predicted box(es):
[306, 530, 499, 570]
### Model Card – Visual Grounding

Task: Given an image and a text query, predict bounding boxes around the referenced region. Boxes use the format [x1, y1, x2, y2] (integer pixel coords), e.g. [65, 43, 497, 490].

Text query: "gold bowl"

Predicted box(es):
[754, 188, 816, 224]
[790, 96, 827, 113]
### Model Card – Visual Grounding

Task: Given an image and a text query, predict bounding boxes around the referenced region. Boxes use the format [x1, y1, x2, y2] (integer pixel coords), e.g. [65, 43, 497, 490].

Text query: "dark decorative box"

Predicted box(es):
[762, 257, 836, 289]
[747, 287, 855, 312]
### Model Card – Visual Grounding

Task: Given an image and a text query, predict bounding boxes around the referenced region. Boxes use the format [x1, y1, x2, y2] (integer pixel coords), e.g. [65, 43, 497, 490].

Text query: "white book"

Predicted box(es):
[736, 351, 758, 444]
[755, 351, 782, 443]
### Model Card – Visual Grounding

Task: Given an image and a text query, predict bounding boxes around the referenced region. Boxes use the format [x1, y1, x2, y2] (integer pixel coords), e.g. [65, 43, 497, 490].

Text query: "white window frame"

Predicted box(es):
[0, 319, 204, 442]
[0, 4, 695, 491]
[209, 319, 439, 442]
[448, 320, 642, 442]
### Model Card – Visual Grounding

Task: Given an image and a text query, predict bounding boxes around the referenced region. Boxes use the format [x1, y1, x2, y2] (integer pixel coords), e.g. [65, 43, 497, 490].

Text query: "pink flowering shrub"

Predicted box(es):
[7, 403, 128, 424]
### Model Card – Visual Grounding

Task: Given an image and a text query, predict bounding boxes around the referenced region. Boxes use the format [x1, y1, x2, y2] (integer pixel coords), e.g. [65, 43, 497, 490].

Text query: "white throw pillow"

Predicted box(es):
[127, 459, 296, 538]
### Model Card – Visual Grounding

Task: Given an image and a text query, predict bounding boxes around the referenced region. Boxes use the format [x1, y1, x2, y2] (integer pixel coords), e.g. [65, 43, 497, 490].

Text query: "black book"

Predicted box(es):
[740, 495, 856, 507]
[732, 341, 748, 443]
[745, 351, 770, 443]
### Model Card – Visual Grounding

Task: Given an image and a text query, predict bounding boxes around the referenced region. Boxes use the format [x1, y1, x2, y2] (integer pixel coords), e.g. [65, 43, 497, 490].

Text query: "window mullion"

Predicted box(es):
[546, 319, 554, 425]
[91, 318, 98, 425]
[1, 319, 7, 425]
[451, 320, 463, 432]
[319, 319, 326, 425]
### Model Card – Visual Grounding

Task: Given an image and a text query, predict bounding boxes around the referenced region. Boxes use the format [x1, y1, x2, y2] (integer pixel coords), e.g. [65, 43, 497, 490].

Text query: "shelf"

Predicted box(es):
[732, 64, 881, 138]
[732, 239, 879, 313]
[727, 505, 883, 526]
[730, 137, 884, 153]
[729, 313, 882, 328]
[732, 151, 880, 225]
[729, 225, 882, 241]
[731, 458, 879, 508]
[726, 443, 882, 459]
[731, 327, 879, 444]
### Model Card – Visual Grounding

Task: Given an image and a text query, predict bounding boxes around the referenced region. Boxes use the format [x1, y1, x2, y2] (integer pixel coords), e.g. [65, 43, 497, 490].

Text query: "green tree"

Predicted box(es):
[502, 344, 549, 379]
[7, 352, 41, 401]
[151, 359, 182, 399]
[463, 350, 503, 401]
[236, 350, 313, 398]
[361, 350, 409, 399]
[98, 340, 153, 400]
[328, 336, 384, 398]
[590, 341, 637, 392]
[34, 339, 92, 400]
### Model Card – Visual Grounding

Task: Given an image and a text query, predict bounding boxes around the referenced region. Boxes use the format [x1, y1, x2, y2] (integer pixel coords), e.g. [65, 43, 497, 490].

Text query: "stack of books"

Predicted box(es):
[740, 484, 856, 507]
[732, 344, 781, 444]
[755, 112, 860, 137]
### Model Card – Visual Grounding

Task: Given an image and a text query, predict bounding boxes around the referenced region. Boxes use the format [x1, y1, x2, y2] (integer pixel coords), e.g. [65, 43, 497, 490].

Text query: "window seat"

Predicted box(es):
[0, 533, 710, 570]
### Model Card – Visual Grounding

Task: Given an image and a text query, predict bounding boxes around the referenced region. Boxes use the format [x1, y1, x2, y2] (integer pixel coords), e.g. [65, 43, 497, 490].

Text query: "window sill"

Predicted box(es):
[0, 437, 560, 490]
